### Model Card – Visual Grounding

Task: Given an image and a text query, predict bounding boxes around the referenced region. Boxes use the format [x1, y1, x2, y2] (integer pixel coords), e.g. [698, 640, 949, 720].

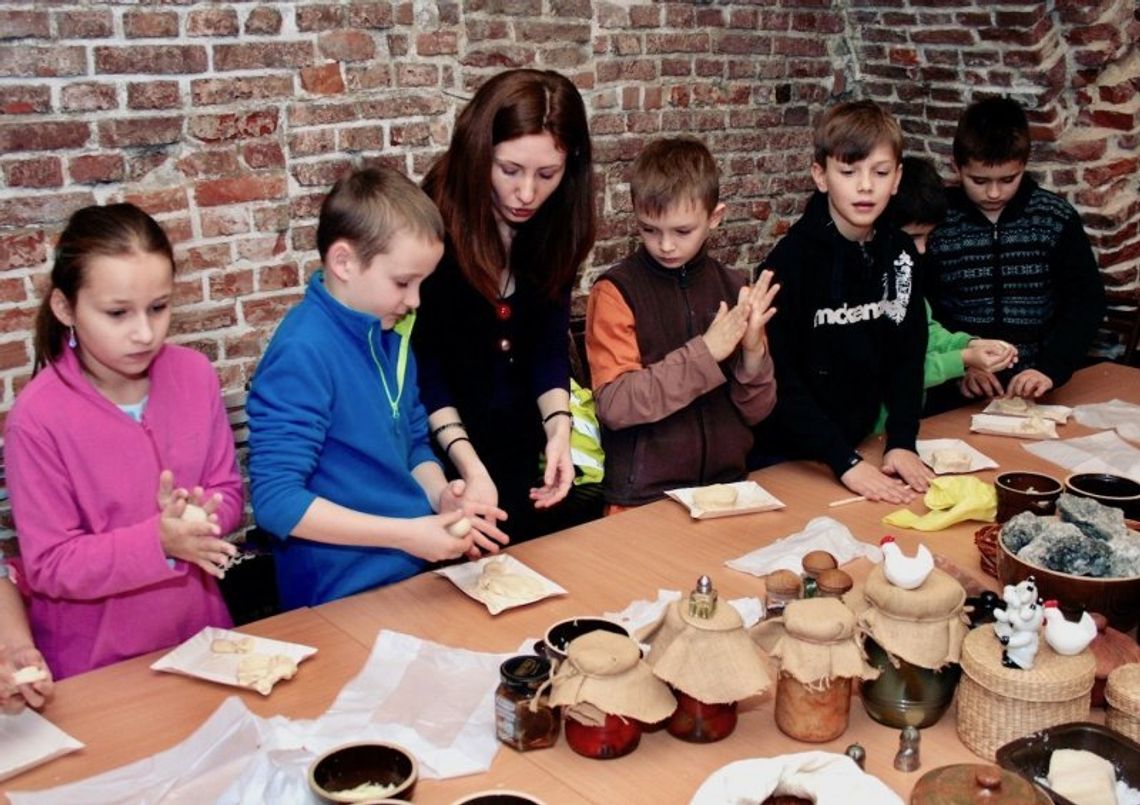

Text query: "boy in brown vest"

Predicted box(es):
[585, 137, 778, 510]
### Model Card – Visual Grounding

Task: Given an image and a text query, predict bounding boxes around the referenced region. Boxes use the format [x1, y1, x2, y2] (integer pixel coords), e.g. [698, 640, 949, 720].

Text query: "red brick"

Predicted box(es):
[252, 204, 291, 232]
[98, 117, 183, 148]
[69, 154, 126, 184]
[187, 7, 239, 37]
[177, 149, 241, 179]
[1091, 109, 1136, 131]
[1056, 138, 1108, 162]
[128, 81, 181, 110]
[396, 63, 439, 87]
[416, 30, 459, 55]
[0, 339, 30, 372]
[123, 10, 179, 39]
[646, 33, 711, 54]
[195, 174, 288, 207]
[301, 63, 346, 94]
[243, 6, 282, 35]
[242, 142, 285, 169]
[169, 303, 239, 336]
[389, 122, 432, 147]
[345, 63, 393, 90]
[221, 331, 260, 361]
[191, 75, 294, 106]
[1099, 82, 1136, 105]
[257, 262, 300, 292]
[338, 126, 384, 151]
[714, 33, 772, 56]
[0, 230, 47, 270]
[0, 191, 95, 227]
[297, 4, 346, 31]
[55, 9, 113, 39]
[120, 187, 189, 215]
[0, 121, 89, 152]
[184, 243, 233, 272]
[387, 33, 409, 57]
[189, 110, 279, 143]
[95, 46, 208, 75]
[209, 268, 254, 299]
[289, 129, 336, 157]
[214, 42, 313, 71]
[0, 10, 50, 39]
[318, 30, 376, 61]
[348, 3, 395, 28]
[237, 234, 288, 262]
[291, 159, 352, 186]
[126, 151, 172, 182]
[629, 6, 660, 27]
[461, 47, 536, 69]
[200, 208, 250, 238]
[0, 85, 51, 115]
[0, 45, 85, 77]
[172, 277, 204, 307]
[360, 94, 447, 118]
[1084, 158, 1139, 188]
[3, 157, 63, 189]
[60, 82, 118, 112]
[241, 293, 303, 326]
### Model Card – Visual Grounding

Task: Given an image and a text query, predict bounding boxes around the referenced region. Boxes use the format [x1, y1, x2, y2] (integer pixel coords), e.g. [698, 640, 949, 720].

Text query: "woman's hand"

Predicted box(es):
[531, 426, 574, 509]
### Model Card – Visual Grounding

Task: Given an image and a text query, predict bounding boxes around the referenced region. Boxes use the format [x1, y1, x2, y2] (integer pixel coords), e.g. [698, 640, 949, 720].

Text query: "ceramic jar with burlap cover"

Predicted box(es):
[548, 630, 675, 727]
[850, 565, 970, 669]
[646, 592, 771, 704]
[1106, 663, 1140, 743]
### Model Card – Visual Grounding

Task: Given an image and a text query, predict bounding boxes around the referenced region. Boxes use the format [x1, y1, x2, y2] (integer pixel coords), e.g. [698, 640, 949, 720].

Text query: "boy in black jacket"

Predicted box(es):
[926, 97, 1105, 401]
[757, 100, 931, 504]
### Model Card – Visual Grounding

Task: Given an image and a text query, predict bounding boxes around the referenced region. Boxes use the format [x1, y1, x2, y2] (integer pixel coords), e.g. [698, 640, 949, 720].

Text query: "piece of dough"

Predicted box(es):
[931, 449, 971, 474]
[211, 636, 254, 654]
[1018, 415, 1050, 435]
[11, 666, 48, 685]
[333, 781, 399, 801]
[182, 503, 209, 522]
[993, 396, 1031, 414]
[236, 653, 297, 695]
[476, 558, 545, 602]
[1047, 748, 1117, 805]
[692, 484, 738, 510]
[447, 517, 472, 538]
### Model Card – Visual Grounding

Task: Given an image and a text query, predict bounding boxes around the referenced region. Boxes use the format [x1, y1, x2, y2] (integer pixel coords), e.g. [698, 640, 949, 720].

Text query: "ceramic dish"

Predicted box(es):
[308, 741, 417, 803]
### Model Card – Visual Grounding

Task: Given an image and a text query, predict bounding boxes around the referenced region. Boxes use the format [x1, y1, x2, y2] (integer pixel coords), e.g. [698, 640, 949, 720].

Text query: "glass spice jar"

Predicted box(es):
[775, 671, 853, 742]
[564, 712, 641, 759]
[816, 568, 853, 599]
[667, 689, 738, 743]
[495, 655, 560, 751]
[764, 569, 802, 617]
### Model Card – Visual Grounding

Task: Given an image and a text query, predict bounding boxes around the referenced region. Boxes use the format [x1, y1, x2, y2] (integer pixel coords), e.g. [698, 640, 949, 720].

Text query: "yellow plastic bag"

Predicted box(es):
[882, 476, 997, 532]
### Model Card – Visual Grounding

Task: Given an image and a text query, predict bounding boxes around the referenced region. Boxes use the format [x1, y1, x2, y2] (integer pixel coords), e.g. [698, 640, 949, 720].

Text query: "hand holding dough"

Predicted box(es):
[11, 666, 48, 685]
[447, 517, 472, 538]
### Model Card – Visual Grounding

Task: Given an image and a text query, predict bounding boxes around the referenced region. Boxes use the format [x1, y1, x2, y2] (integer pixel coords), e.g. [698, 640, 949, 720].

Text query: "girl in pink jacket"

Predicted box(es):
[4, 204, 241, 679]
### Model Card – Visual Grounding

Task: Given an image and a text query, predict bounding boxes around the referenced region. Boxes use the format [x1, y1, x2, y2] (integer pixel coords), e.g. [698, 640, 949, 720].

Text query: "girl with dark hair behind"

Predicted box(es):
[5, 203, 241, 678]
[415, 68, 597, 541]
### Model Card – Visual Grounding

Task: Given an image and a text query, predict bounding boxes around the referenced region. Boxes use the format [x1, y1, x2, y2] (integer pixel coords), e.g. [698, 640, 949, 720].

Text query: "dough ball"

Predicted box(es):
[12, 666, 48, 685]
[931, 449, 971, 474]
[182, 503, 209, 522]
[692, 484, 738, 510]
[211, 636, 254, 654]
[447, 517, 472, 538]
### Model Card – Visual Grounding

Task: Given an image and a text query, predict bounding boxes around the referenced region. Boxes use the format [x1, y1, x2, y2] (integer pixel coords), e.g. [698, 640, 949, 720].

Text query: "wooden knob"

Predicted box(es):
[975, 767, 1002, 791]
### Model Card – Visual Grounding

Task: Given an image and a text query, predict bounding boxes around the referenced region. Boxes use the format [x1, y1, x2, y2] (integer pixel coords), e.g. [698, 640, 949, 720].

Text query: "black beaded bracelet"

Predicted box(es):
[444, 436, 471, 456]
[431, 421, 465, 439]
[541, 410, 572, 425]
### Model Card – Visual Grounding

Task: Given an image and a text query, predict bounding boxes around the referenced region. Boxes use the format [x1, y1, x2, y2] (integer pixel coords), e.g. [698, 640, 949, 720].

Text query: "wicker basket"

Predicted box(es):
[1106, 663, 1140, 743]
[957, 626, 1094, 761]
[974, 524, 999, 579]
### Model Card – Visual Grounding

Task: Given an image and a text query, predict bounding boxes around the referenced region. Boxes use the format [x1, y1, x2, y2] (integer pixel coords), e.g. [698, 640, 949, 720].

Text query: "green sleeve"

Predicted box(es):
[924, 301, 972, 389]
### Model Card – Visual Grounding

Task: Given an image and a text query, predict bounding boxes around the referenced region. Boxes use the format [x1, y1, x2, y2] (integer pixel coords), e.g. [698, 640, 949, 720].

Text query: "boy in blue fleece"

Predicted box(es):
[248, 168, 507, 609]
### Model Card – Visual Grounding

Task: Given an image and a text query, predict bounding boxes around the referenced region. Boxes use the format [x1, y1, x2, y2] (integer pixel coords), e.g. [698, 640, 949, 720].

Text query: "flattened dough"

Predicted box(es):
[692, 484, 738, 510]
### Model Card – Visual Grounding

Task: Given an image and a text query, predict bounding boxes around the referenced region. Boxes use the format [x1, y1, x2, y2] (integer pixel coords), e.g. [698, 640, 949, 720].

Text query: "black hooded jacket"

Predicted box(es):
[756, 192, 927, 477]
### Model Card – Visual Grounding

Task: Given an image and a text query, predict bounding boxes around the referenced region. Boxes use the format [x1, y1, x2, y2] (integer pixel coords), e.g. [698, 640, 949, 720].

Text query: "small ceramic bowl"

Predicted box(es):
[541, 616, 630, 661]
[308, 741, 417, 803]
[1065, 472, 1140, 520]
[995, 471, 1063, 523]
[449, 791, 548, 805]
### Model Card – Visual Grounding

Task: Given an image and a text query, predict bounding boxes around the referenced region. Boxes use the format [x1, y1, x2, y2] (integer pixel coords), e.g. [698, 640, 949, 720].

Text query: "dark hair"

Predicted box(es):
[813, 99, 903, 167]
[34, 203, 174, 373]
[887, 156, 947, 228]
[423, 68, 595, 303]
[631, 137, 719, 218]
[317, 167, 444, 265]
[953, 96, 1031, 166]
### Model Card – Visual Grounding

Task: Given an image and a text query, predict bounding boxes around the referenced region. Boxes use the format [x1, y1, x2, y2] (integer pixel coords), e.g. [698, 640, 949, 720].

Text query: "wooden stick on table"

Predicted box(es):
[828, 494, 867, 508]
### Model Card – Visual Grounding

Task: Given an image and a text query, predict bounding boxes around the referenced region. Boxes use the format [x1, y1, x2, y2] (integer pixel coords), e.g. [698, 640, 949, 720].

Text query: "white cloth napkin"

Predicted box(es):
[0, 708, 84, 783]
[725, 516, 882, 577]
[1022, 429, 1140, 484]
[1072, 399, 1140, 443]
[690, 751, 902, 804]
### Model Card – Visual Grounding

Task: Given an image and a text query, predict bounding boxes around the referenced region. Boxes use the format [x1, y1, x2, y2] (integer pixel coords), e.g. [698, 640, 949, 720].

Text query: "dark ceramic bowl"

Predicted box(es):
[995, 471, 1063, 523]
[308, 741, 417, 803]
[1065, 473, 1140, 520]
[541, 617, 630, 661]
[997, 534, 1140, 632]
[449, 792, 548, 805]
[997, 721, 1140, 805]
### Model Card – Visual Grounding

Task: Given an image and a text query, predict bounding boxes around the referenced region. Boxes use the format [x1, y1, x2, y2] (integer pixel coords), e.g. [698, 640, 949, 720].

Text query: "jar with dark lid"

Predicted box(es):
[910, 763, 1050, 804]
[816, 568, 853, 599]
[765, 569, 802, 617]
[495, 655, 559, 751]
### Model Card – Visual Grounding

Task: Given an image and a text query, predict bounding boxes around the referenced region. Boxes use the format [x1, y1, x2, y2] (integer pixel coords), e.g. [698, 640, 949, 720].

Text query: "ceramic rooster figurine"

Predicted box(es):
[1042, 601, 1097, 656]
[879, 536, 934, 590]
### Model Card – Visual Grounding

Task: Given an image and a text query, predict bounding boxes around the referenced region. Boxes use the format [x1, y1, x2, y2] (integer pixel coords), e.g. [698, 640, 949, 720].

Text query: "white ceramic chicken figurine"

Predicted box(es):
[879, 536, 934, 590]
[1042, 601, 1097, 656]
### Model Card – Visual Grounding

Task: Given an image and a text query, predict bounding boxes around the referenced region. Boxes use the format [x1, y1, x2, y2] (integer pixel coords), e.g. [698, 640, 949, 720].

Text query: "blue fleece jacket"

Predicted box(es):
[247, 271, 435, 609]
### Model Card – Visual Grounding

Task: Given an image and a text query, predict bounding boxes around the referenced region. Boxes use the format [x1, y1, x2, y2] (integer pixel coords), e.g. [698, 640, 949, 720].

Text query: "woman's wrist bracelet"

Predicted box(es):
[541, 410, 572, 425]
[444, 436, 471, 456]
[431, 421, 465, 440]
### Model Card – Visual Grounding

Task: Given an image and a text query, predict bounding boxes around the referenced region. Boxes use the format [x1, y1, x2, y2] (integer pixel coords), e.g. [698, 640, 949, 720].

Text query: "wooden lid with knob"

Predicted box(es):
[910, 763, 1051, 803]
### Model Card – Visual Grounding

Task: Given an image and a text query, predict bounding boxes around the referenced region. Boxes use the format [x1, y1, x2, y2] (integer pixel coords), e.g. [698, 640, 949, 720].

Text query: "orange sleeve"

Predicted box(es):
[585, 279, 642, 391]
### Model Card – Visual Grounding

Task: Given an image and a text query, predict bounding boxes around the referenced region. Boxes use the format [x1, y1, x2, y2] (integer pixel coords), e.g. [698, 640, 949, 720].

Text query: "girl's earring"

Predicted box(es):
[68, 326, 77, 349]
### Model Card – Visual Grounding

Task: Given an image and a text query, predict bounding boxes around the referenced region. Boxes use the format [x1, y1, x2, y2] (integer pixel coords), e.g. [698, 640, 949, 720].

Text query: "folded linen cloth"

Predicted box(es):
[725, 516, 882, 577]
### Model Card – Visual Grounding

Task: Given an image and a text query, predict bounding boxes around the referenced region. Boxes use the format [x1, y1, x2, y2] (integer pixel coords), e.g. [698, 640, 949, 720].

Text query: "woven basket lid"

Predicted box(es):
[1106, 663, 1140, 715]
[960, 626, 1095, 702]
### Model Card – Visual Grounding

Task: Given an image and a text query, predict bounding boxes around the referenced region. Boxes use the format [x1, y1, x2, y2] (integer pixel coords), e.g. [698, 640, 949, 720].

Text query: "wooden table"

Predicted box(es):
[4, 362, 1136, 803]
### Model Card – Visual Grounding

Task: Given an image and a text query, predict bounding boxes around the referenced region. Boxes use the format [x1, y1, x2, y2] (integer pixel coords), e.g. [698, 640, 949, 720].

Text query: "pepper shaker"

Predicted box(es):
[893, 725, 920, 772]
[845, 743, 866, 770]
[688, 574, 717, 619]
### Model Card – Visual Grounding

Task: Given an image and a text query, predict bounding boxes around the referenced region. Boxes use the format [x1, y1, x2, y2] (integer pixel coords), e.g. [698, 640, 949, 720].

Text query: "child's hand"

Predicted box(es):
[701, 300, 748, 362]
[156, 469, 189, 515]
[1, 644, 53, 713]
[959, 367, 1004, 398]
[840, 461, 917, 504]
[963, 339, 1017, 373]
[438, 479, 510, 556]
[1007, 368, 1053, 399]
[882, 448, 934, 493]
[739, 270, 780, 357]
[407, 511, 480, 563]
[159, 515, 236, 579]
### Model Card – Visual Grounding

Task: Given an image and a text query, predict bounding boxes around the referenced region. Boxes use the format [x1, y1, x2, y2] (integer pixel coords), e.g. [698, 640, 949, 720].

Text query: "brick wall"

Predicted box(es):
[1, 0, 1137, 434]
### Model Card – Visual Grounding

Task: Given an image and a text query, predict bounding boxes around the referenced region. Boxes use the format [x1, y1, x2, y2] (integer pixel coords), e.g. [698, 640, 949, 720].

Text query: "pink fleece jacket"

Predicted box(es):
[4, 344, 240, 679]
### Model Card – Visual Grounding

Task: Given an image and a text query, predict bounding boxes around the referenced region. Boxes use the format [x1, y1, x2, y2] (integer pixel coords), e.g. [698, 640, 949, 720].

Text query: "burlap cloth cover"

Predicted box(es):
[769, 598, 878, 689]
[548, 630, 676, 726]
[850, 565, 969, 670]
[957, 626, 1094, 760]
[645, 598, 771, 704]
[1106, 663, 1140, 743]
